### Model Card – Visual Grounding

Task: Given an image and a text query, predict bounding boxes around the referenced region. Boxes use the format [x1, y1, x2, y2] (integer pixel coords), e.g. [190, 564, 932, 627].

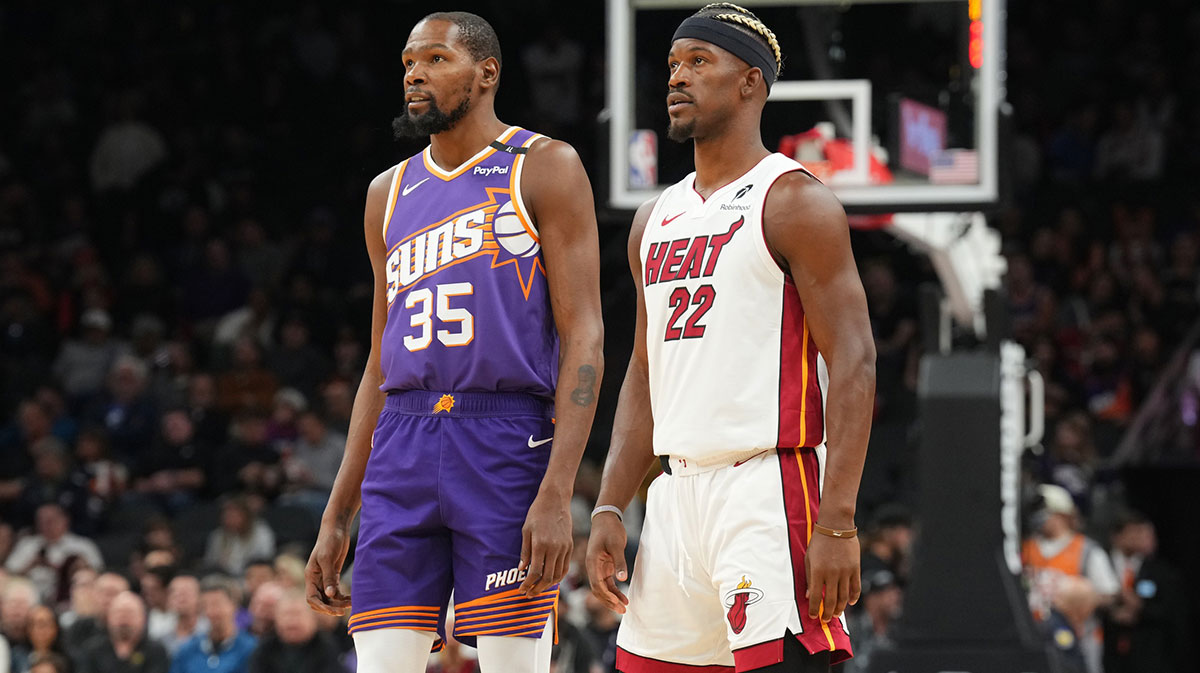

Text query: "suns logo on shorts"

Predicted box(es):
[723, 576, 764, 635]
[432, 394, 455, 414]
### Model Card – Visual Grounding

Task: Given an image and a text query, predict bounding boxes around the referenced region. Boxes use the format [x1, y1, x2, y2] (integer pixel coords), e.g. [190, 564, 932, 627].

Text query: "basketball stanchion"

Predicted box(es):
[868, 286, 1060, 673]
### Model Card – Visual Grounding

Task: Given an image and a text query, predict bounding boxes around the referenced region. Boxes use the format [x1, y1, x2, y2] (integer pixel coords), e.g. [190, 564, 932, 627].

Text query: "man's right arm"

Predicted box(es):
[305, 166, 394, 616]
[585, 198, 659, 614]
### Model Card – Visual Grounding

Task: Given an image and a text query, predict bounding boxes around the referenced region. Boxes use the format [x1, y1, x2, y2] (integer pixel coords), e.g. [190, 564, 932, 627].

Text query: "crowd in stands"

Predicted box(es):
[1, 0, 1197, 672]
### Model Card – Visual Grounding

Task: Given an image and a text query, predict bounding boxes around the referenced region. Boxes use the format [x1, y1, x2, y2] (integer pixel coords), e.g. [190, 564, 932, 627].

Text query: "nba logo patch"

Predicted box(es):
[432, 394, 455, 414]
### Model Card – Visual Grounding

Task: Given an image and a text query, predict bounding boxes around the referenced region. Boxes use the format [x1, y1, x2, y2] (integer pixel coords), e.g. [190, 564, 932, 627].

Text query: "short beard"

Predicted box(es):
[667, 118, 696, 143]
[392, 92, 471, 139]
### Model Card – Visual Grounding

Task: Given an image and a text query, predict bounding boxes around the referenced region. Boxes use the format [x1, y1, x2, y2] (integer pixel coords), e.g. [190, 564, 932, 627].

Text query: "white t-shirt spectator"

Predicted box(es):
[4, 532, 104, 602]
[203, 521, 275, 576]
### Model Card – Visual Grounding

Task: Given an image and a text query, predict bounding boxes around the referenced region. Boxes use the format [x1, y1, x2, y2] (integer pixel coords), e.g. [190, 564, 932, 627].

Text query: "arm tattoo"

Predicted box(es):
[570, 365, 597, 406]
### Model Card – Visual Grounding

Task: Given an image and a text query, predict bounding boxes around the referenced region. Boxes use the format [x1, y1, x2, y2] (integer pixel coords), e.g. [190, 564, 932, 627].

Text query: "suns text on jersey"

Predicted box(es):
[386, 208, 488, 304]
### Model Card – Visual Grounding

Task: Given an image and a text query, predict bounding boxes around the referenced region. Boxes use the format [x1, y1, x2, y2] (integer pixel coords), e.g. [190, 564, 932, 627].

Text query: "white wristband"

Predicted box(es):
[591, 505, 623, 522]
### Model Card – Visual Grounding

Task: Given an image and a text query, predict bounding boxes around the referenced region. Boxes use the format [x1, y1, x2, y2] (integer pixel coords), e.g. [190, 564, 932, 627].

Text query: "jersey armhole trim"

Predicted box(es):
[511, 133, 546, 242]
[382, 160, 408, 242]
[757, 167, 806, 283]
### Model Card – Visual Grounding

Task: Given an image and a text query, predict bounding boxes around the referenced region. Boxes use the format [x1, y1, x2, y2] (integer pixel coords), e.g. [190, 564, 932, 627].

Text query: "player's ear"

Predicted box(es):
[479, 56, 501, 91]
[741, 67, 764, 99]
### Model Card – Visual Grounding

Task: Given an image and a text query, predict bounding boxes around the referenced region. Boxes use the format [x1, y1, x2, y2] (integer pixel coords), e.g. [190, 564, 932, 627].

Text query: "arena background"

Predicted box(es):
[1, 1, 1198, 672]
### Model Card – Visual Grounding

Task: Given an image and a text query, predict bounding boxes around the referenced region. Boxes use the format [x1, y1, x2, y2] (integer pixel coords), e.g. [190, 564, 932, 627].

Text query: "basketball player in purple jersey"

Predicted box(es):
[304, 12, 603, 673]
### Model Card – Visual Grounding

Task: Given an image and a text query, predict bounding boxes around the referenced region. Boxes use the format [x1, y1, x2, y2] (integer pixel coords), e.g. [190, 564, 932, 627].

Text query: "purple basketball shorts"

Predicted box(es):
[348, 390, 559, 649]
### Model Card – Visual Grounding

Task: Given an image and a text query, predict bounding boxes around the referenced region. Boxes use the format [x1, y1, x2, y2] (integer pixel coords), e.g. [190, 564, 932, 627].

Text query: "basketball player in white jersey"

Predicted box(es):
[586, 4, 876, 672]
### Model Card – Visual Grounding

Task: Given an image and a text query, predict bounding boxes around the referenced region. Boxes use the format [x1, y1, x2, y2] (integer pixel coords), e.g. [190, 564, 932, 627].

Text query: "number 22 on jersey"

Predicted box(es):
[403, 282, 474, 352]
[664, 285, 716, 341]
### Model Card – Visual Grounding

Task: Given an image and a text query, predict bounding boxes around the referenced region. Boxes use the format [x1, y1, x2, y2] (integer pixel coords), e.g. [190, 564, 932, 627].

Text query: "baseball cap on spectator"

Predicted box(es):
[274, 388, 308, 413]
[1037, 484, 1076, 515]
[862, 569, 899, 596]
[81, 309, 112, 332]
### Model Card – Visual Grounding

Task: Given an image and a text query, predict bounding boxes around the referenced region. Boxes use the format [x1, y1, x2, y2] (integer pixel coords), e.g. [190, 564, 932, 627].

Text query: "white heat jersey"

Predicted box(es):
[641, 153, 828, 468]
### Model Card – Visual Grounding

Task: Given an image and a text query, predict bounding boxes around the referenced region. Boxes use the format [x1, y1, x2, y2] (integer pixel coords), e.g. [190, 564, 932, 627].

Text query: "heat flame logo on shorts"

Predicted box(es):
[723, 576, 764, 635]
[432, 394, 455, 414]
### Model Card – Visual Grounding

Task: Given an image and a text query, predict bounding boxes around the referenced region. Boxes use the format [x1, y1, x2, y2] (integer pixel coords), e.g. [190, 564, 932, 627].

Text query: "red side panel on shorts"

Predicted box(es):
[616, 647, 734, 673]
[778, 447, 853, 664]
[777, 280, 825, 449]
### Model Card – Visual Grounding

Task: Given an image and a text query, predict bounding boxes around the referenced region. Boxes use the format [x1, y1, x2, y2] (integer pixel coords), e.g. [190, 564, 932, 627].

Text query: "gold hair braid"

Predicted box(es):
[712, 12, 782, 76]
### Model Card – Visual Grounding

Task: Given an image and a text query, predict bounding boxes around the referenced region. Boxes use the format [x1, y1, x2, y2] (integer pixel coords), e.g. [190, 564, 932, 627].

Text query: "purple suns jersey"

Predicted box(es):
[378, 127, 558, 399]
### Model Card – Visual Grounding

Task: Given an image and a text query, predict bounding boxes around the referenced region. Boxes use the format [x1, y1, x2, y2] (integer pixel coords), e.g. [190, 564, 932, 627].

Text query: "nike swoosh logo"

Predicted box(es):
[733, 451, 769, 467]
[527, 436, 553, 448]
[661, 212, 684, 227]
[401, 177, 430, 196]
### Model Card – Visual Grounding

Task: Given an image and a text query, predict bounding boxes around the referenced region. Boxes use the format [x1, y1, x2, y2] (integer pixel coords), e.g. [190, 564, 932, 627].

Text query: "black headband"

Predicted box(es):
[672, 16, 778, 89]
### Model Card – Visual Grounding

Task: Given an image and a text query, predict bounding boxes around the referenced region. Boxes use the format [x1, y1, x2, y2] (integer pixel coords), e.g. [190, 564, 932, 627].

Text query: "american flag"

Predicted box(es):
[929, 149, 979, 184]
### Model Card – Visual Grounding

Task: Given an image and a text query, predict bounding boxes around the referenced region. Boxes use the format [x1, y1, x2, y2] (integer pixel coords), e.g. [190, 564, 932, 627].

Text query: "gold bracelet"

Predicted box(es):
[813, 523, 858, 539]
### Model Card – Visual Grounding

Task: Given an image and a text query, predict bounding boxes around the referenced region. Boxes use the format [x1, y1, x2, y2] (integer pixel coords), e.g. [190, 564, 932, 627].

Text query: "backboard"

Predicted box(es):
[606, 0, 1007, 212]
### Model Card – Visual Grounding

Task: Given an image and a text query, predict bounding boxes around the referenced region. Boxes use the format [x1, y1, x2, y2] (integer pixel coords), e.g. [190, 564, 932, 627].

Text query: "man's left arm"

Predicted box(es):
[516, 138, 605, 597]
[764, 172, 876, 623]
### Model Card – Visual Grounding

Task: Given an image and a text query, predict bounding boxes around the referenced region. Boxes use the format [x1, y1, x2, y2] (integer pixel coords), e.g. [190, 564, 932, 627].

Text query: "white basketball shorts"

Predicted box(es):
[615, 447, 853, 672]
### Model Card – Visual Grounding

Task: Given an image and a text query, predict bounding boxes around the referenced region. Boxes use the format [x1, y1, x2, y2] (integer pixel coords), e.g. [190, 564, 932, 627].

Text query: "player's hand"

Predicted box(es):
[805, 531, 861, 623]
[585, 511, 629, 614]
[306, 521, 353, 616]
[518, 491, 573, 597]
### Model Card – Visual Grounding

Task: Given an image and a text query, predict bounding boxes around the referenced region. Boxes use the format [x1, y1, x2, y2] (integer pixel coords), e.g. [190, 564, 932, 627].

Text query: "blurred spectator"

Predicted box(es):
[62, 572, 128, 659]
[0, 636, 7, 673]
[0, 579, 37, 671]
[152, 575, 208, 656]
[1043, 576, 1100, 673]
[216, 339, 277, 415]
[1041, 413, 1097, 511]
[1093, 102, 1164, 181]
[279, 411, 344, 509]
[267, 318, 330, 399]
[246, 590, 339, 673]
[553, 607, 602, 673]
[18, 605, 67, 673]
[240, 561, 275, 610]
[210, 413, 280, 501]
[265, 390, 305, 446]
[319, 380, 354, 435]
[9, 438, 92, 534]
[70, 429, 127, 528]
[170, 576, 256, 673]
[1103, 512, 1189, 673]
[132, 410, 208, 513]
[59, 568, 98, 629]
[4, 504, 103, 603]
[0, 402, 56, 501]
[140, 566, 174, 648]
[80, 356, 157, 463]
[243, 582, 283, 639]
[77, 591, 168, 673]
[844, 569, 902, 673]
[51, 310, 126, 404]
[860, 504, 913, 581]
[182, 240, 250, 328]
[1022, 485, 1117, 673]
[184, 375, 230, 447]
[203, 499, 275, 577]
[269, 555, 305, 592]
